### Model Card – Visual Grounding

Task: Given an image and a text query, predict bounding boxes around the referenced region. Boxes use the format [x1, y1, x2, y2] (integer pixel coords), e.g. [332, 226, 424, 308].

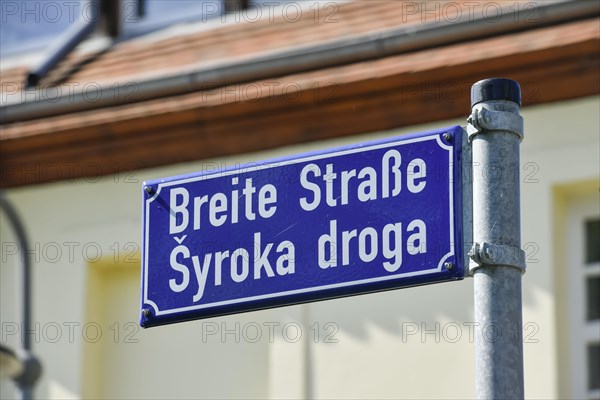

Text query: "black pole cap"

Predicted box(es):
[471, 78, 521, 107]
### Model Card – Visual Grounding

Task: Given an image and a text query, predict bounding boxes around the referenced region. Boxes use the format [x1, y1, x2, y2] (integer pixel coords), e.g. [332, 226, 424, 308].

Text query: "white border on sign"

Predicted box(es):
[142, 134, 455, 316]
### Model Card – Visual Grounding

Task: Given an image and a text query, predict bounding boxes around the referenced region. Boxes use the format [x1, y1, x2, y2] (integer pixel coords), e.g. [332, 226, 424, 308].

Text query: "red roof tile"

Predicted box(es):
[1, 1, 532, 94]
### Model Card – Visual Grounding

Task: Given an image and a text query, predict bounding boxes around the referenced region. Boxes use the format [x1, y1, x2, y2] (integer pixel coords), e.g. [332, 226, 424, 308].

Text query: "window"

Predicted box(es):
[585, 218, 600, 394]
[587, 219, 600, 264]
[567, 195, 600, 399]
[0, 0, 74, 57]
[120, 0, 223, 39]
[1, 0, 298, 57]
[0, 0, 230, 56]
[590, 343, 600, 393]
[120, 0, 299, 40]
[588, 275, 600, 321]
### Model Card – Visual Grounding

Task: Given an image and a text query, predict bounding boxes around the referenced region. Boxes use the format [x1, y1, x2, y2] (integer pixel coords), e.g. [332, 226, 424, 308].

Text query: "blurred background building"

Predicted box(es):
[1, 0, 599, 398]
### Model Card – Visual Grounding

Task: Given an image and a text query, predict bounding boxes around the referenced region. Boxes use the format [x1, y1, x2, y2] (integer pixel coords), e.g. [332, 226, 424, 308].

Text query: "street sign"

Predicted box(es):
[140, 126, 466, 328]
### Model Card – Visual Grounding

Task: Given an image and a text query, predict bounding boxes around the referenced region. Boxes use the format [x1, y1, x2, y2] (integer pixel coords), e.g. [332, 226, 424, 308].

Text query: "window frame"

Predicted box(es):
[567, 194, 600, 399]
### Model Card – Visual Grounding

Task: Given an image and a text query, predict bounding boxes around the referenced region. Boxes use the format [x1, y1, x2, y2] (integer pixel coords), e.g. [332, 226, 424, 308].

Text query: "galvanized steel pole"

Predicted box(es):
[468, 78, 526, 399]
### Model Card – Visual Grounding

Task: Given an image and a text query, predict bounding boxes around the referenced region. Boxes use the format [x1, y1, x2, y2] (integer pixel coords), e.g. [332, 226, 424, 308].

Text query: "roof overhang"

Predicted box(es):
[1, 1, 599, 188]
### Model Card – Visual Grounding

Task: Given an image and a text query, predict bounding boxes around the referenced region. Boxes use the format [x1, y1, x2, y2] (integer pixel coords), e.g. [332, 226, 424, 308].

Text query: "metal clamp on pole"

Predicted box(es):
[469, 78, 525, 400]
[469, 242, 526, 273]
[467, 107, 524, 142]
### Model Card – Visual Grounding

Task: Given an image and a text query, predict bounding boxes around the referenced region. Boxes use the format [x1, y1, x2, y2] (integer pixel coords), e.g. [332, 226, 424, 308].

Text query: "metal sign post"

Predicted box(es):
[468, 78, 526, 399]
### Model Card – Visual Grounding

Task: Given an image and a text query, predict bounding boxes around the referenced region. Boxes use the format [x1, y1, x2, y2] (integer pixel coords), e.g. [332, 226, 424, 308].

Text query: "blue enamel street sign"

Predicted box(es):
[140, 126, 466, 328]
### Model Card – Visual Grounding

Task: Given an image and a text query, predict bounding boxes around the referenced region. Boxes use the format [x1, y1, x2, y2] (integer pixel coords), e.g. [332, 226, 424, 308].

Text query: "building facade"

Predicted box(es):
[1, 1, 599, 399]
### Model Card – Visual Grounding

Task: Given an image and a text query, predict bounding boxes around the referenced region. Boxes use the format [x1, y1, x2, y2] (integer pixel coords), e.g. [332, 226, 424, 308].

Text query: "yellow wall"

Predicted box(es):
[82, 257, 271, 399]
